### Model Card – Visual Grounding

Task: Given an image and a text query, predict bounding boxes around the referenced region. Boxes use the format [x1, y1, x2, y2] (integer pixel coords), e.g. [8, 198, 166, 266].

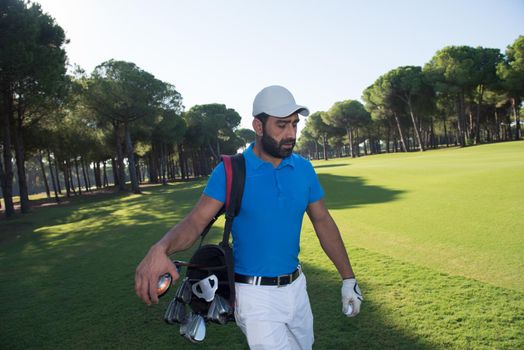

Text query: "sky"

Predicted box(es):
[35, 0, 524, 133]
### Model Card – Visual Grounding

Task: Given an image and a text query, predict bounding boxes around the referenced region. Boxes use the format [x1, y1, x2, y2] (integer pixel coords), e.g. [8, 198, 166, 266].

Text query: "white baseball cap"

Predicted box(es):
[252, 85, 310, 118]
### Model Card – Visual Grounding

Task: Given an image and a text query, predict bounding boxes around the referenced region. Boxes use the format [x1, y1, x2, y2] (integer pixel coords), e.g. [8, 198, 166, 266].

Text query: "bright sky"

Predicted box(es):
[36, 0, 524, 132]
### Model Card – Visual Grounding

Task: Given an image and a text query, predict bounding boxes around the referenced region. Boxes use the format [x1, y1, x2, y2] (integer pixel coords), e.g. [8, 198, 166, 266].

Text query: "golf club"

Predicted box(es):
[207, 294, 231, 324]
[174, 277, 192, 304]
[164, 297, 187, 324]
[156, 273, 172, 297]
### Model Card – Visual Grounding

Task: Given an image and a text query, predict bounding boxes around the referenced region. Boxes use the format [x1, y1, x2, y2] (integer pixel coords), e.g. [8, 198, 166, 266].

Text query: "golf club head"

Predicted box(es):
[179, 316, 189, 336]
[207, 294, 231, 324]
[164, 298, 186, 324]
[174, 277, 192, 304]
[157, 273, 172, 297]
[180, 313, 206, 343]
[186, 313, 206, 343]
[164, 297, 175, 324]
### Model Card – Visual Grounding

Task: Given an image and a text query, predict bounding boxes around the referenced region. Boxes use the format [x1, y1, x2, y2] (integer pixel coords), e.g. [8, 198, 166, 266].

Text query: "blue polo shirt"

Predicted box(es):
[203, 143, 324, 277]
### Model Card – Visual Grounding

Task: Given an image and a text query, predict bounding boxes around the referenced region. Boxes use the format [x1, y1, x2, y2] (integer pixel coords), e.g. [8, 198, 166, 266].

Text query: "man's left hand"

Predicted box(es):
[341, 278, 363, 317]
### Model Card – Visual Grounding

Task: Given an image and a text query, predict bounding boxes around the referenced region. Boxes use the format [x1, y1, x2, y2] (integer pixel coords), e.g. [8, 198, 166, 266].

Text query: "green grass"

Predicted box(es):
[1, 141, 523, 349]
[311, 141, 524, 292]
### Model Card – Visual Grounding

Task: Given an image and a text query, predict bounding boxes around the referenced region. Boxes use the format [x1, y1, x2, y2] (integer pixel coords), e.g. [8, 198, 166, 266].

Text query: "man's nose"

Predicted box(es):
[284, 124, 296, 139]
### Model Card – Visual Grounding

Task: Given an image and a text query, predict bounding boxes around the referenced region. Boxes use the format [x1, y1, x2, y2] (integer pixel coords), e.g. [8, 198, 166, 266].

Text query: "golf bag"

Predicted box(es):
[178, 154, 245, 322]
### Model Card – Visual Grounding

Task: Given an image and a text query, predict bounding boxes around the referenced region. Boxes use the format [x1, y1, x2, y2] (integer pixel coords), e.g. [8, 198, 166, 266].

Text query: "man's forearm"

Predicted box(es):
[155, 216, 202, 255]
[313, 215, 355, 280]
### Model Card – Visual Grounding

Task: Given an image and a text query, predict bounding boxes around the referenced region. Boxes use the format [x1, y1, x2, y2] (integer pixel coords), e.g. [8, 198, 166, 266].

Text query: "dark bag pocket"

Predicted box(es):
[185, 244, 235, 321]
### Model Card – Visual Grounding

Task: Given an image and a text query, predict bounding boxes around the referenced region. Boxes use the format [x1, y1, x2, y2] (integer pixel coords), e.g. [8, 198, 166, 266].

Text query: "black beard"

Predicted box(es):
[261, 131, 296, 159]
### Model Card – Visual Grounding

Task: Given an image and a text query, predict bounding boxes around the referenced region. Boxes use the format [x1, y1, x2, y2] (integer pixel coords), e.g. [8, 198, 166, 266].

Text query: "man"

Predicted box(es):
[135, 85, 363, 350]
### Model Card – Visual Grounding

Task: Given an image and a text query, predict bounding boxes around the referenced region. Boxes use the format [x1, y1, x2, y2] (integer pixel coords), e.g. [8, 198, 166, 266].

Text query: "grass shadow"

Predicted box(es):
[318, 173, 405, 210]
[313, 163, 350, 169]
[303, 262, 434, 350]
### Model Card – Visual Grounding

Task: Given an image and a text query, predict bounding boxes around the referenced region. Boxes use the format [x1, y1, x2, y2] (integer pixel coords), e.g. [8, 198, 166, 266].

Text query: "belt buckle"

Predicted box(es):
[277, 273, 291, 287]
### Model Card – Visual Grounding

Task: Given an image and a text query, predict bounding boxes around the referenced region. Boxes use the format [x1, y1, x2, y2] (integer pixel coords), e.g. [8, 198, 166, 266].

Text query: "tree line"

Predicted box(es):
[297, 38, 523, 159]
[1, 1, 522, 219]
[0, 0, 255, 218]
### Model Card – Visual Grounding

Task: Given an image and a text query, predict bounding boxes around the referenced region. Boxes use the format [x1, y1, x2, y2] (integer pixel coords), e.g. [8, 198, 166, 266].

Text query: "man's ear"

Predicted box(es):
[253, 118, 263, 136]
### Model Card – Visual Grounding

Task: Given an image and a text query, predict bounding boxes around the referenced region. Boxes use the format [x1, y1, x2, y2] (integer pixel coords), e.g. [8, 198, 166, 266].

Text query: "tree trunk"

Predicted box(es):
[407, 102, 425, 152]
[346, 127, 354, 158]
[0, 89, 15, 217]
[456, 93, 466, 147]
[74, 157, 82, 195]
[111, 158, 119, 188]
[494, 111, 500, 142]
[124, 122, 140, 194]
[511, 97, 521, 140]
[53, 158, 62, 194]
[475, 85, 484, 144]
[94, 161, 102, 189]
[506, 113, 513, 141]
[12, 108, 30, 213]
[429, 117, 435, 149]
[38, 151, 50, 198]
[443, 119, 449, 147]
[191, 152, 197, 177]
[0, 156, 5, 214]
[201, 149, 211, 176]
[46, 150, 60, 203]
[148, 150, 158, 183]
[185, 150, 191, 178]
[207, 141, 218, 163]
[81, 158, 89, 192]
[70, 165, 77, 195]
[354, 129, 361, 157]
[168, 149, 175, 180]
[86, 160, 93, 189]
[178, 144, 187, 180]
[136, 157, 143, 184]
[393, 113, 408, 152]
[113, 123, 126, 191]
[386, 122, 392, 153]
[62, 161, 71, 197]
[322, 135, 328, 160]
[66, 160, 75, 195]
[468, 110, 474, 142]
[102, 161, 108, 187]
[161, 143, 167, 185]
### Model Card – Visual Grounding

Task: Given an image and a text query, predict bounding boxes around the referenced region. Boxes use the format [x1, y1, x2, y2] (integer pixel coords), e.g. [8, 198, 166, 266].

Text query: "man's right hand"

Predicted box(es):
[135, 244, 180, 305]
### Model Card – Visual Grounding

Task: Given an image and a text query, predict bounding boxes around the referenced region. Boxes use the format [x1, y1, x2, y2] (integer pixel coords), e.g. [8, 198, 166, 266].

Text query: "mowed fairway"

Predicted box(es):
[1, 141, 523, 349]
[310, 140, 524, 292]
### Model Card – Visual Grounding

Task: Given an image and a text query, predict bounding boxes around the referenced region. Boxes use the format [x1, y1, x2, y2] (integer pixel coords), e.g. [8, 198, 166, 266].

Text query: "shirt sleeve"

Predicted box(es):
[203, 162, 226, 203]
[307, 163, 325, 203]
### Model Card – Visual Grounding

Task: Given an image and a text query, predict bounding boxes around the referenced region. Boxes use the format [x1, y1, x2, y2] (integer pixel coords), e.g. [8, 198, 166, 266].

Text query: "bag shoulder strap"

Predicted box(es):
[220, 153, 245, 246]
[222, 153, 246, 218]
[198, 153, 245, 244]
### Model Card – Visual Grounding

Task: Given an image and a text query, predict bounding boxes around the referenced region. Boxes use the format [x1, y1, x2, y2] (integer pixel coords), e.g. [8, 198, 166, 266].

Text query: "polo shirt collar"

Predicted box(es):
[244, 142, 295, 170]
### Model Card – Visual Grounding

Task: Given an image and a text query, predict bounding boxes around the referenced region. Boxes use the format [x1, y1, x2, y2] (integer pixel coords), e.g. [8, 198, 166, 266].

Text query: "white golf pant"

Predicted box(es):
[234, 273, 314, 350]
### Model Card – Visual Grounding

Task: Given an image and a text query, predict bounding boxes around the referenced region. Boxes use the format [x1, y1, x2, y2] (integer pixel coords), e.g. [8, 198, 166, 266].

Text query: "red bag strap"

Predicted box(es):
[222, 155, 233, 210]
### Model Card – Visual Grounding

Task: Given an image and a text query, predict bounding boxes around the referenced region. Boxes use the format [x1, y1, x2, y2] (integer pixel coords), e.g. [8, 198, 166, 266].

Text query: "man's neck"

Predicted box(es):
[253, 141, 282, 168]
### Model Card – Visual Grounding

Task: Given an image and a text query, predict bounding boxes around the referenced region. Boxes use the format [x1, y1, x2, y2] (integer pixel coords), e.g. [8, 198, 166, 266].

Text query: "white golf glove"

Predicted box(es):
[341, 278, 363, 317]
